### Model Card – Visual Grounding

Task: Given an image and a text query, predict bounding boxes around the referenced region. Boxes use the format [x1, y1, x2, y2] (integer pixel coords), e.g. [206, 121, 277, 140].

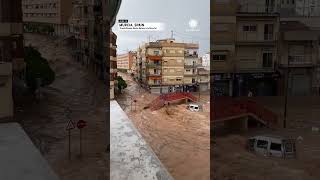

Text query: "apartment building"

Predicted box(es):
[212, 0, 238, 96]
[278, 21, 320, 96]
[238, 0, 320, 17]
[184, 43, 200, 92]
[137, 39, 208, 94]
[136, 47, 143, 82]
[131, 53, 137, 76]
[212, 0, 281, 96]
[0, 0, 24, 121]
[197, 67, 210, 91]
[202, 53, 210, 70]
[117, 51, 135, 73]
[110, 32, 118, 99]
[22, 0, 73, 36]
[69, 0, 121, 100]
[161, 39, 185, 93]
[69, 0, 89, 65]
[234, 13, 280, 96]
[212, 0, 320, 97]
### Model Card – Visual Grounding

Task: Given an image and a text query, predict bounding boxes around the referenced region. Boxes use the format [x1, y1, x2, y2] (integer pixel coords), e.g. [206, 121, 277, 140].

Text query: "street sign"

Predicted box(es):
[66, 119, 75, 131]
[66, 118, 75, 160]
[77, 120, 87, 129]
[77, 120, 87, 158]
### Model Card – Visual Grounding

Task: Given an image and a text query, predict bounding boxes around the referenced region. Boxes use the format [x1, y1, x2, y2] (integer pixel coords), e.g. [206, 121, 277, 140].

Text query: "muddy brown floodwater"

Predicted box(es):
[16, 34, 108, 180]
[116, 72, 210, 180]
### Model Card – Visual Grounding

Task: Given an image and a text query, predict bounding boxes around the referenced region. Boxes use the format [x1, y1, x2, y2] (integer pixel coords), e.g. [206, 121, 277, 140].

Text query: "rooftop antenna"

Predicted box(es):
[171, 30, 174, 39]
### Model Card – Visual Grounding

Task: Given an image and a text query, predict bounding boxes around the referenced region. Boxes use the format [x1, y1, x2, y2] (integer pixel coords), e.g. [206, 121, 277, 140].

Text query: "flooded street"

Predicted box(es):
[16, 34, 107, 180]
[116, 72, 210, 180]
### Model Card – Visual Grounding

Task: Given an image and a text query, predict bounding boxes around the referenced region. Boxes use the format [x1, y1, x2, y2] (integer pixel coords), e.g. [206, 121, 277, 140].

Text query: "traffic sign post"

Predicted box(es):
[77, 120, 87, 158]
[66, 119, 75, 160]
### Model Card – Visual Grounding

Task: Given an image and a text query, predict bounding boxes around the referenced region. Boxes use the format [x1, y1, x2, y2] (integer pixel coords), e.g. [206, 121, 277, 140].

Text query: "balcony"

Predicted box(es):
[198, 70, 210, 75]
[0, 62, 12, 76]
[184, 64, 200, 68]
[147, 72, 162, 77]
[198, 79, 209, 83]
[288, 55, 313, 67]
[184, 73, 197, 76]
[147, 55, 162, 60]
[184, 52, 198, 58]
[146, 63, 161, 68]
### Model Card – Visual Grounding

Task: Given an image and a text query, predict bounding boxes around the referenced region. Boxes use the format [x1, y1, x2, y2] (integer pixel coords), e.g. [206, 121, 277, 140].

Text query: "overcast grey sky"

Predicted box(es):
[112, 0, 210, 56]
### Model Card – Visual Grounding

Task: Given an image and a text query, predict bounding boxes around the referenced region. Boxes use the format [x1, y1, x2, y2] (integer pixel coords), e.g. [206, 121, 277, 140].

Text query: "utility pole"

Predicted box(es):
[284, 51, 290, 128]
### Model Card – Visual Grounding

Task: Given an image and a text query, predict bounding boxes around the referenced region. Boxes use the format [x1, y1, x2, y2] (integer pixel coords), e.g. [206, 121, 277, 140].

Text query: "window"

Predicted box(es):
[213, 55, 226, 61]
[176, 78, 182, 81]
[263, 53, 273, 68]
[257, 140, 268, 149]
[215, 24, 229, 32]
[154, 50, 160, 55]
[243, 25, 257, 32]
[264, 24, 274, 40]
[270, 143, 282, 151]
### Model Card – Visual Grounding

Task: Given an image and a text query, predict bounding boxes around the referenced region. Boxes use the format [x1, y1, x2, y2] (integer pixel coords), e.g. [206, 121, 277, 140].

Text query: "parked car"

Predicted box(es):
[247, 135, 296, 158]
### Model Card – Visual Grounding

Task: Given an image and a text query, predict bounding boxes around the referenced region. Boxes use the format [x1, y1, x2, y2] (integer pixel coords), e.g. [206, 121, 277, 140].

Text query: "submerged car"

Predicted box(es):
[247, 135, 296, 158]
[187, 104, 202, 112]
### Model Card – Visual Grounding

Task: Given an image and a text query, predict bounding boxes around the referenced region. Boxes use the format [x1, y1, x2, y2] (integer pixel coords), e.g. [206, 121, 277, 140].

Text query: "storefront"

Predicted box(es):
[233, 72, 280, 97]
[212, 74, 232, 96]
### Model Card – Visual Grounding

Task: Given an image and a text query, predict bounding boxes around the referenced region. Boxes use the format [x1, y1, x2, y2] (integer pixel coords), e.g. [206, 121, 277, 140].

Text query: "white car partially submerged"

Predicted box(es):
[247, 135, 296, 158]
[187, 103, 202, 112]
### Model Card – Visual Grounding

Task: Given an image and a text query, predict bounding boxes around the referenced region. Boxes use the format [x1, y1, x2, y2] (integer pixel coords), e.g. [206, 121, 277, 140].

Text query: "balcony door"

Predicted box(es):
[264, 24, 274, 40]
[263, 52, 273, 68]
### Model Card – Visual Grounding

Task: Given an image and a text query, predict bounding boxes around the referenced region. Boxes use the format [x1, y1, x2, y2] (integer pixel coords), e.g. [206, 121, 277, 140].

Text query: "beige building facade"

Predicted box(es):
[22, 0, 73, 36]
[0, 62, 13, 121]
[0, 0, 25, 121]
[116, 51, 135, 72]
[212, 0, 320, 97]
[137, 39, 209, 94]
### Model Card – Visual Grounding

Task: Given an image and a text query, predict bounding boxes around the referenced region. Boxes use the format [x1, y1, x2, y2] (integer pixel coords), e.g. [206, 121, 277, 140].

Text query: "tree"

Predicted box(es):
[24, 46, 55, 93]
[116, 76, 127, 93]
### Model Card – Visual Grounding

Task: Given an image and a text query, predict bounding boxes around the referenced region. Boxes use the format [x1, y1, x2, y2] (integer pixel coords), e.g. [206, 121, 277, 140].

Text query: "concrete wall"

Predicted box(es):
[235, 46, 276, 71]
[237, 19, 278, 42]
[0, 62, 13, 121]
[110, 101, 173, 180]
[0, 123, 60, 180]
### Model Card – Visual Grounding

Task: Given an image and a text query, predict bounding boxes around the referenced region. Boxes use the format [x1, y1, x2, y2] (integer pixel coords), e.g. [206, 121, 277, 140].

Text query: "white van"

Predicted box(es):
[187, 104, 202, 112]
[247, 135, 296, 158]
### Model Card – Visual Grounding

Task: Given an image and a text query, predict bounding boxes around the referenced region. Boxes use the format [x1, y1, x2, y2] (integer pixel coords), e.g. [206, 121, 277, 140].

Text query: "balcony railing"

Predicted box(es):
[184, 53, 198, 57]
[146, 63, 161, 68]
[147, 72, 162, 76]
[288, 55, 312, 66]
[264, 34, 273, 41]
[198, 71, 209, 75]
[184, 64, 200, 68]
[184, 73, 197, 76]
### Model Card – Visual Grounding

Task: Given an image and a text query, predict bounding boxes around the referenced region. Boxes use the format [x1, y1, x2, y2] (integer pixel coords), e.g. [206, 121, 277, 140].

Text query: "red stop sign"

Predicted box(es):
[77, 120, 87, 129]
